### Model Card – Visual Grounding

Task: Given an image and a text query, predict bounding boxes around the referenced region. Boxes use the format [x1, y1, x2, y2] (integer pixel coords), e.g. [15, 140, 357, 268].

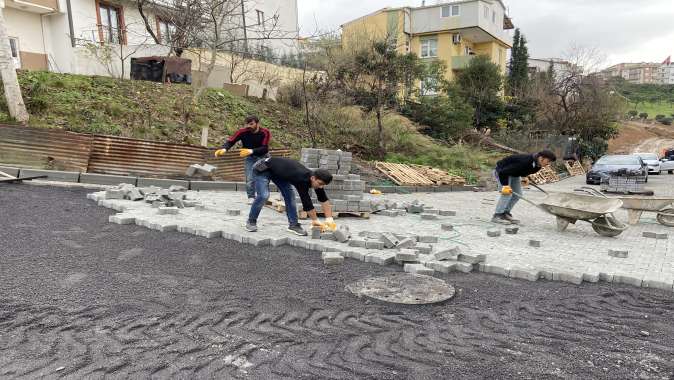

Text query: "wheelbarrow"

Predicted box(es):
[513, 185, 628, 237]
[576, 187, 674, 227]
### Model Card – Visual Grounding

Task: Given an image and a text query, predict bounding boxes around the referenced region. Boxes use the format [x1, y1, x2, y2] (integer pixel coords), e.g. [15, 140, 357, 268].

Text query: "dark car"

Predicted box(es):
[586, 155, 648, 185]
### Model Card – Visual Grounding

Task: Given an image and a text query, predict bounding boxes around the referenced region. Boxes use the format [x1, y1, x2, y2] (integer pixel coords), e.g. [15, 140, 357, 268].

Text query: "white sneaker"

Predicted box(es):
[247, 198, 255, 205]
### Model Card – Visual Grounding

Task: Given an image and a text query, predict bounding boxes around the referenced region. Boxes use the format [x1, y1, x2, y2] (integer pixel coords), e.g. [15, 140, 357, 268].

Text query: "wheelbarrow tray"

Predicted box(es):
[614, 196, 674, 212]
[539, 193, 623, 221]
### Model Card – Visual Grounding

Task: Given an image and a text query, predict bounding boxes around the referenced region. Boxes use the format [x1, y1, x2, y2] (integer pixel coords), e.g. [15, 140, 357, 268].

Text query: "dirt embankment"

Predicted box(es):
[609, 121, 674, 154]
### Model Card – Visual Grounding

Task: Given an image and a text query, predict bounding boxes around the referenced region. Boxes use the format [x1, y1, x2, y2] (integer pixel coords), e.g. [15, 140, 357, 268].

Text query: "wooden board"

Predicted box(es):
[565, 160, 586, 176]
[374, 162, 435, 186]
[409, 164, 466, 185]
[528, 166, 560, 185]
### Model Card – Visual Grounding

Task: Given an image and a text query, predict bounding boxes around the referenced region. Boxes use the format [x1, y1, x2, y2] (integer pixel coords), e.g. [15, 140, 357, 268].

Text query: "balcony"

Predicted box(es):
[451, 55, 474, 70]
[5, 0, 58, 13]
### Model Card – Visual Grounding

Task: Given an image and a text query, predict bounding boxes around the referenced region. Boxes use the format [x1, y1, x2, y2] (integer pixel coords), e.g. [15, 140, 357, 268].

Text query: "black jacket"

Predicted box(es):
[267, 158, 328, 212]
[495, 154, 541, 185]
[222, 127, 271, 156]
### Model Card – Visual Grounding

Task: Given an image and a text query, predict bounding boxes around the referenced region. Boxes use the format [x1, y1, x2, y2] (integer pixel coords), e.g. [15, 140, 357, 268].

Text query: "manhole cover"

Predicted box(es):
[346, 273, 456, 304]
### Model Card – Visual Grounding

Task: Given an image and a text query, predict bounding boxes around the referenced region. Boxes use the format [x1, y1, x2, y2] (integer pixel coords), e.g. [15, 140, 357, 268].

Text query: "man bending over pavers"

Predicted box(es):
[492, 150, 557, 225]
[246, 157, 337, 236]
[214, 115, 271, 205]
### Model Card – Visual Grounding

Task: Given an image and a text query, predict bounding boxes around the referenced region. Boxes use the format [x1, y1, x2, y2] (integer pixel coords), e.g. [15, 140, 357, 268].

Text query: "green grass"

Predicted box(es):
[628, 101, 674, 118]
[0, 71, 500, 182]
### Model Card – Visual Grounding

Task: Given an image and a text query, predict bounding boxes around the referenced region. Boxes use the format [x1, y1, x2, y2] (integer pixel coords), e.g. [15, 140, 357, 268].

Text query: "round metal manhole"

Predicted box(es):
[346, 273, 456, 305]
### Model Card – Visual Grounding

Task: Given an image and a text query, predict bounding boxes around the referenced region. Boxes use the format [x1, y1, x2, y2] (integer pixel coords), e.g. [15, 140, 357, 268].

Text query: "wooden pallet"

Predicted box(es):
[374, 162, 435, 186]
[409, 164, 466, 185]
[265, 198, 286, 213]
[528, 166, 560, 185]
[565, 160, 586, 176]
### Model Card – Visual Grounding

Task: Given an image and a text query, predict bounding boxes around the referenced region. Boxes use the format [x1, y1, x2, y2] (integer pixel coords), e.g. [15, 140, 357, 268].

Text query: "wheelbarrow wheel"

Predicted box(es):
[592, 216, 625, 237]
[656, 208, 674, 227]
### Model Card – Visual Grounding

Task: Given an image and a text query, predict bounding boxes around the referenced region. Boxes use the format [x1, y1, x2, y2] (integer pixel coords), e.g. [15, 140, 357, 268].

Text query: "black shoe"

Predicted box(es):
[503, 213, 520, 224]
[287, 224, 308, 236]
[245, 222, 258, 232]
[491, 213, 512, 225]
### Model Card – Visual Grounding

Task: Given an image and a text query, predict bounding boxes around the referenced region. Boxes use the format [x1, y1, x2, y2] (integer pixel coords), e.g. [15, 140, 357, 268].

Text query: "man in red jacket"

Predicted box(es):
[214, 116, 271, 204]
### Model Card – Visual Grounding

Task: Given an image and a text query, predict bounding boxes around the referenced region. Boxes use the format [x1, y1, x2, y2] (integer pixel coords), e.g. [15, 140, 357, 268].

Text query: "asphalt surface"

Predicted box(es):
[1, 184, 674, 379]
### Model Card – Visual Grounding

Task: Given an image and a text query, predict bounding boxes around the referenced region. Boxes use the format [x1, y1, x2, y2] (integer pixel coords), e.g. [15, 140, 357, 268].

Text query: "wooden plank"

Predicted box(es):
[375, 162, 434, 186]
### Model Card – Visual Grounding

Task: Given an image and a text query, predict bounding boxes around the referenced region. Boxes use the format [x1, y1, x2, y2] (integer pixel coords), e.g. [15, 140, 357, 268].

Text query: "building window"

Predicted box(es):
[97, 2, 123, 44]
[420, 38, 437, 58]
[256, 10, 264, 25]
[8, 37, 20, 68]
[157, 19, 176, 45]
[484, 6, 489, 18]
[442, 5, 459, 17]
[492, 10, 496, 23]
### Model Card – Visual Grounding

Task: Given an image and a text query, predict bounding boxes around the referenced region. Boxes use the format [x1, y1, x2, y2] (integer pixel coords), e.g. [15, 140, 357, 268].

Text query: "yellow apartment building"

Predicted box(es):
[342, 0, 514, 94]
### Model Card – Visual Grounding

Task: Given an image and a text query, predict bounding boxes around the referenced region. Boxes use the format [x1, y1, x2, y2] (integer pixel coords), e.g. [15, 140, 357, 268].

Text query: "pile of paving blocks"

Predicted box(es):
[87, 183, 202, 214]
[185, 163, 216, 177]
[296, 148, 370, 214]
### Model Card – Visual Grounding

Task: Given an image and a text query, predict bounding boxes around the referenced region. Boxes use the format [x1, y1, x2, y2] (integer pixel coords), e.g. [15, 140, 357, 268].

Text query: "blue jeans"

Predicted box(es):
[493, 170, 522, 215]
[248, 170, 299, 226]
[244, 156, 258, 199]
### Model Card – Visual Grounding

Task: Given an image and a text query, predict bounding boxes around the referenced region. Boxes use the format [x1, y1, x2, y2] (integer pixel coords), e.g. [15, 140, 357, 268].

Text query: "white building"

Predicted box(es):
[527, 58, 579, 80]
[2, 0, 299, 78]
[661, 57, 674, 85]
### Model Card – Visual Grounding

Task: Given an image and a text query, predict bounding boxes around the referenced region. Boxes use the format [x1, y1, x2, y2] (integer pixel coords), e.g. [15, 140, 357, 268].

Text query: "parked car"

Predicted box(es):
[586, 155, 648, 185]
[634, 153, 661, 174]
[660, 156, 674, 174]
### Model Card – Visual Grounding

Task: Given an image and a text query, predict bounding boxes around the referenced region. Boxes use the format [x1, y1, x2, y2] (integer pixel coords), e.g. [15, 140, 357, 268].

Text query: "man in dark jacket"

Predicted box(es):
[246, 157, 336, 236]
[492, 150, 557, 224]
[214, 115, 271, 204]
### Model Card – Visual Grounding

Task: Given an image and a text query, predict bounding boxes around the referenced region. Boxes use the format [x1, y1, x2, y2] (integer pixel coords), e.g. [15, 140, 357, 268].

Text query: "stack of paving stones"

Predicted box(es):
[298, 148, 370, 214]
[88, 183, 204, 214]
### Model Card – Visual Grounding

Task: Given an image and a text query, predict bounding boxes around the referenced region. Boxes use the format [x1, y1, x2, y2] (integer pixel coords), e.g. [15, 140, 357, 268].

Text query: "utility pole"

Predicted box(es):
[240, 0, 249, 56]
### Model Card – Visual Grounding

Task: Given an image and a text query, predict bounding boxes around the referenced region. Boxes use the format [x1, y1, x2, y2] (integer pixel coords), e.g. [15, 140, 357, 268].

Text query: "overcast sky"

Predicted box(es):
[297, 0, 674, 67]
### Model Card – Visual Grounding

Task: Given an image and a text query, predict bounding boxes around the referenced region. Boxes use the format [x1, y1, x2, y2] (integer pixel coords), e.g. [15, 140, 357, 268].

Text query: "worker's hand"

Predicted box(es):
[324, 217, 337, 232]
[501, 185, 513, 195]
[239, 149, 253, 158]
[370, 189, 382, 195]
[214, 149, 227, 158]
[311, 219, 326, 232]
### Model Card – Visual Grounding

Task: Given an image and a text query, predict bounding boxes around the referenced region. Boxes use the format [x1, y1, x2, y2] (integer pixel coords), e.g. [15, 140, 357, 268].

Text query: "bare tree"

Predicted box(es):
[0, 8, 28, 123]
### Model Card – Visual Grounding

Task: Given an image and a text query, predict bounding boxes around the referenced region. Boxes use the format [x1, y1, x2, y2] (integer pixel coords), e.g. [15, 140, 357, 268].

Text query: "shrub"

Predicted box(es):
[627, 110, 638, 117]
[639, 112, 648, 119]
[661, 117, 673, 126]
[655, 114, 666, 121]
[401, 91, 474, 142]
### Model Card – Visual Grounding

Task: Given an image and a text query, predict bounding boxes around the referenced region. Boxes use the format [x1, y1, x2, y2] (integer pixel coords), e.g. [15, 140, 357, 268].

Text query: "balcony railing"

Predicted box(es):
[7, 0, 58, 13]
[451, 55, 474, 70]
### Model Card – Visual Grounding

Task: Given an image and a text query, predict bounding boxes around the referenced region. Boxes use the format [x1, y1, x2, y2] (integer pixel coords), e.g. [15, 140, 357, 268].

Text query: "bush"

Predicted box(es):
[276, 82, 303, 108]
[627, 110, 638, 117]
[661, 117, 673, 126]
[639, 112, 648, 119]
[401, 91, 474, 142]
[655, 114, 666, 121]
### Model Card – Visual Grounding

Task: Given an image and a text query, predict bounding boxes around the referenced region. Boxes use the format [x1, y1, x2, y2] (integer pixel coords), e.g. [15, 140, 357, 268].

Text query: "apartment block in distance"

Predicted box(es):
[341, 0, 514, 94]
[602, 62, 662, 84]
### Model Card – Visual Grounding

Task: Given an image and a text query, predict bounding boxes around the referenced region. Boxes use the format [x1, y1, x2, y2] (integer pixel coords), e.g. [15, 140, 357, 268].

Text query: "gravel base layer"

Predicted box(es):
[1, 184, 673, 379]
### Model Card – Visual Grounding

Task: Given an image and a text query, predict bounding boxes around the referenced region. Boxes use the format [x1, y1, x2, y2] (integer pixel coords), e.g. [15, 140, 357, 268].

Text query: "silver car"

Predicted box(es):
[635, 153, 661, 175]
[660, 156, 674, 174]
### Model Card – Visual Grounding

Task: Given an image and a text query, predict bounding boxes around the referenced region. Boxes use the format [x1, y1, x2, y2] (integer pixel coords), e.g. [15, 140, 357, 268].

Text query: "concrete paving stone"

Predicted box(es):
[457, 253, 486, 264]
[509, 267, 540, 282]
[608, 249, 629, 258]
[365, 241, 385, 250]
[422, 209, 440, 215]
[416, 244, 433, 255]
[642, 277, 674, 291]
[158, 207, 179, 215]
[505, 227, 519, 235]
[553, 272, 583, 285]
[178, 225, 197, 234]
[80, 173, 137, 186]
[395, 249, 419, 262]
[322, 252, 344, 265]
[182, 200, 199, 207]
[196, 228, 222, 238]
[173, 199, 185, 209]
[0, 166, 20, 177]
[434, 246, 460, 261]
[407, 205, 424, 214]
[348, 239, 367, 248]
[366, 251, 397, 265]
[20, 169, 80, 183]
[536, 270, 554, 281]
[395, 237, 416, 249]
[613, 274, 643, 287]
[582, 272, 600, 283]
[454, 262, 474, 273]
[599, 273, 614, 283]
[321, 232, 336, 241]
[441, 224, 454, 231]
[481, 264, 510, 277]
[427, 260, 458, 273]
[346, 249, 368, 261]
[126, 188, 144, 201]
[416, 254, 434, 264]
[439, 210, 457, 216]
[248, 237, 271, 247]
[234, 183, 247, 192]
[311, 228, 321, 239]
[225, 209, 241, 216]
[529, 240, 541, 247]
[487, 229, 501, 237]
[105, 189, 126, 200]
[109, 214, 136, 225]
[404, 263, 435, 275]
[333, 229, 351, 243]
[420, 213, 439, 220]
[380, 233, 400, 248]
[137, 178, 189, 189]
[418, 236, 439, 243]
[189, 181, 238, 191]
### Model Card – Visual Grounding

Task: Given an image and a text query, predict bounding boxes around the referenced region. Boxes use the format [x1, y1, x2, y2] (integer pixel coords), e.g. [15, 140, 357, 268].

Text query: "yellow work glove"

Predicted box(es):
[324, 217, 337, 232]
[311, 220, 326, 232]
[239, 149, 253, 157]
[501, 185, 513, 195]
[370, 189, 382, 195]
[214, 149, 227, 158]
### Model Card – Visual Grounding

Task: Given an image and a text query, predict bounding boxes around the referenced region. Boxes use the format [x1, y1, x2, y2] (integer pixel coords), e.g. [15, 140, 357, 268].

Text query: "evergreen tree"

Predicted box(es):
[507, 28, 530, 96]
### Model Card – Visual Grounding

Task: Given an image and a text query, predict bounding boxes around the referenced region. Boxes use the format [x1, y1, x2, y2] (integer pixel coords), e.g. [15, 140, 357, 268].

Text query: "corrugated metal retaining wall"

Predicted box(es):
[0, 124, 293, 180]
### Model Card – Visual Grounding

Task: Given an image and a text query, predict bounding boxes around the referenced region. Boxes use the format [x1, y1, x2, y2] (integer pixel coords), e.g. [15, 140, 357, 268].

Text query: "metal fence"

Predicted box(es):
[0, 124, 292, 181]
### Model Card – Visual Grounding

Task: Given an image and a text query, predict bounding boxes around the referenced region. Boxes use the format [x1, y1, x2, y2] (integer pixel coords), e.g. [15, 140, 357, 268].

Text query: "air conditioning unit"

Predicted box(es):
[452, 34, 462, 44]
